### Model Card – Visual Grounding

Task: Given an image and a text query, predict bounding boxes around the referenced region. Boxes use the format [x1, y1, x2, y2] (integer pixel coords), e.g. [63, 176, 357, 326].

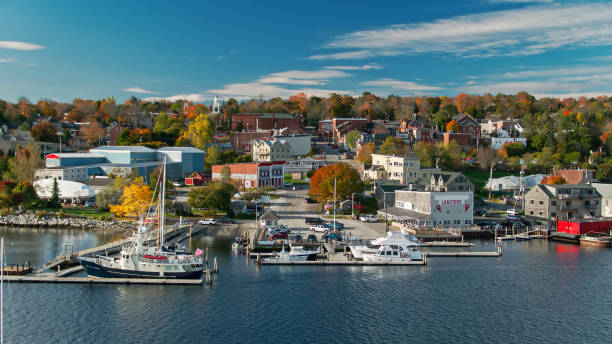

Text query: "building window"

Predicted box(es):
[551, 212, 556, 217]
[539, 201, 544, 205]
[551, 201, 556, 206]
[530, 200, 534, 204]
[530, 211, 534, 215]
[539, 211, 543, 216]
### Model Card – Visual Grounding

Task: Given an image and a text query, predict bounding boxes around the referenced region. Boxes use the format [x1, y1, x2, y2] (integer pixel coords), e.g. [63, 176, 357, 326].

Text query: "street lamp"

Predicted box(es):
[488, 160, 502, 201]
[57, 131, 64, 155]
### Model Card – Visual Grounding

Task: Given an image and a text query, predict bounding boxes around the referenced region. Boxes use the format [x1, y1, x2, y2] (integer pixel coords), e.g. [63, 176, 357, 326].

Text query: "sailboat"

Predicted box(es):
[79, 159, 207, 279]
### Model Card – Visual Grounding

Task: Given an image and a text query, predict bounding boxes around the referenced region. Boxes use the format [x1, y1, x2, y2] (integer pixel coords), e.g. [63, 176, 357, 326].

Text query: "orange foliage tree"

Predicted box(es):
[309, 164, 364, 203]
[356, 142, 375, 164]
[541, 175, 566, 185]
[446, 120, 459, 133]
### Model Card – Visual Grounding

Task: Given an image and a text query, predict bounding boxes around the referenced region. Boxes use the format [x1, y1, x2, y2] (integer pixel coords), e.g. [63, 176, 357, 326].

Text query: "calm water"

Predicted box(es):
[2, 229, 612, 344]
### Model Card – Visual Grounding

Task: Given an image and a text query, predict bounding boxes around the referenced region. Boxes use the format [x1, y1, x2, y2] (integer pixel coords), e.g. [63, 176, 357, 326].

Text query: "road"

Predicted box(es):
[270, 186, 386, 240]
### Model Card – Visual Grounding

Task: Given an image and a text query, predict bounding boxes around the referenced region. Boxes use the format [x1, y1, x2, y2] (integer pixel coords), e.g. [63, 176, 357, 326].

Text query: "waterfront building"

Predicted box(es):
[371, 154, 421, 185]
[485, 174, 547, 193]
[591, 183, 612, 217]
[270, 134, 312, 156]
[283, 157, 328, 175]
[524, 184, 601, 222]
[211, 161, 284, 188]
[378, 186, 474, 229]
[35, 145, 204, 183]
[34, 178, 96, 202]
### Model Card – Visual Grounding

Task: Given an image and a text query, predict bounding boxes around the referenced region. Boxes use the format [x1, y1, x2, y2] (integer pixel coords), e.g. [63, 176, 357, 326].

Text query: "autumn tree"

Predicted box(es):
[379, 136, 409, 155]
[357, 142, 375, 164]
[309, 164, 364, 203]
[3, 144, 43, 183]
[182, 114, 214, 149]
[446, 120, 459, 133]
[109, 177, 153, 218]
[31, 121, 58, 142]
[477, 147, 497, 170]
[80, 122, 105, 147]
[221, 166, 231, 181]
[541, 175, 566, 185]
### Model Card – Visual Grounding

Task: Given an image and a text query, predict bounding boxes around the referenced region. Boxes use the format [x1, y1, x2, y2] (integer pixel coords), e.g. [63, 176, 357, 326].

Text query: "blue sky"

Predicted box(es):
[2, 0, 612, 103]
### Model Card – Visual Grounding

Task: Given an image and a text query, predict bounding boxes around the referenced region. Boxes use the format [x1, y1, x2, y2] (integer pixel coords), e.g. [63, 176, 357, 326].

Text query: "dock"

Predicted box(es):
[261, 260, 425, 266]
[4, 275, 203, 285]
[425, 251, 500, 257]
[421, 242, 474, 247]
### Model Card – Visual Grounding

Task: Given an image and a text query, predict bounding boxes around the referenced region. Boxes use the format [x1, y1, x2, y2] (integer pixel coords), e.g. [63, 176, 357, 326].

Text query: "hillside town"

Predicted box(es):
[0, 92, 611, 243]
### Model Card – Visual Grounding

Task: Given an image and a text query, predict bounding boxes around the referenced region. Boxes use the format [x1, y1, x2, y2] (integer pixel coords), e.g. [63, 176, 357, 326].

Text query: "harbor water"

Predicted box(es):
[2, 229, 612, 343]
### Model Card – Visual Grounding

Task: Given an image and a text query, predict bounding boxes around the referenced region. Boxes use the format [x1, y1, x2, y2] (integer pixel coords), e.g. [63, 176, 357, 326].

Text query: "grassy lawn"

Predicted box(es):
[61, 208, 112, 220]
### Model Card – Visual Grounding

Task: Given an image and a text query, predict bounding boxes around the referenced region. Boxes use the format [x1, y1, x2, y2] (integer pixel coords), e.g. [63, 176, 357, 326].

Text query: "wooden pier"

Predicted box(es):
[261, 260, 425, 266]
[425, 251, 500, 257]
[4, 275, 203, 285]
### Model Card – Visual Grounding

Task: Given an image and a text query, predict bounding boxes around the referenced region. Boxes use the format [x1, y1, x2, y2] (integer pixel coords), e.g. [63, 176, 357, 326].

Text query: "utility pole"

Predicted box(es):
[351, 192, 355, 219]
[488, 161, 497, 201]
[333, 178, 337, 232]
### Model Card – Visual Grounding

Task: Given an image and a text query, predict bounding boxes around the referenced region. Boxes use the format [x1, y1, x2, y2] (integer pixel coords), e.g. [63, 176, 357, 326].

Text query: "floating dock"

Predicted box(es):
[4, 275, 203, 285]
[425, 251, 500, 257]
[261, 260, 425, 266]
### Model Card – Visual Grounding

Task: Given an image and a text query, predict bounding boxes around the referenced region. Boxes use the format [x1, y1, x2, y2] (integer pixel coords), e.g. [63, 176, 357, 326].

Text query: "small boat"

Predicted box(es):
[514, 233, 532, 241]
[580, 232, 612, 247]
[264, 245, 318, 262]
[231, 242, 242, 251]
[289, 245, 320, 261]
[362, 245, 423, 262]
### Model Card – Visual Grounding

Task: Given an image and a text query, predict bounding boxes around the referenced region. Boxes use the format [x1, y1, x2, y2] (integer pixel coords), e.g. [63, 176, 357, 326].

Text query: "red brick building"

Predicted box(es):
[212, 161, 284, 188]
[553, 169, 596, 184]
[318, 118, 368, 140]
[453, 114, 481, 139]
[231, 130, 273, 152]
[231, 113, 304, 134]
[443, 132, 472, 148]
[400, 120, 440, 144]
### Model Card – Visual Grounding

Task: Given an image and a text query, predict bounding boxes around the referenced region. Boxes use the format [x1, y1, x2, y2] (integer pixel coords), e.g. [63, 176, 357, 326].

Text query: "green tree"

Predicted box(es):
[205, 145, 222, 168]
[345, 130, 361, 150]
[187, 181, 236, 212]
[50, 178, 60, 207]
[379, 136, 409, 155]
[221, 166, 231, 181]
[3, 144, 43, 183]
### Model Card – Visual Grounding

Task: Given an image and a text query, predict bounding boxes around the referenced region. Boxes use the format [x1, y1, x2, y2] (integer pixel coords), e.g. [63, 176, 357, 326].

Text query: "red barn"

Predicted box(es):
[557, 218, 612, 235]
[185, 171, 206, 186]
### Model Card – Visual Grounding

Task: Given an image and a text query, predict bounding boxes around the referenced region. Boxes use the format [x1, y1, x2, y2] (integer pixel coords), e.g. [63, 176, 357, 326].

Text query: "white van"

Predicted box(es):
[506, 208, 518, 215]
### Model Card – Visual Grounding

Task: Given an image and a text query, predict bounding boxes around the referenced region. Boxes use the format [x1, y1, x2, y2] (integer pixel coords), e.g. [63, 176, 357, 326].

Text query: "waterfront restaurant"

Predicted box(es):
[378, 188, 474, 230]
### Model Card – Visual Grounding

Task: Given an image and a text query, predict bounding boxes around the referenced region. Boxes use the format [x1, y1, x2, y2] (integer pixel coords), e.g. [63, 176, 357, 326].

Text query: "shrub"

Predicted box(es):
[35, 210, 47, 218]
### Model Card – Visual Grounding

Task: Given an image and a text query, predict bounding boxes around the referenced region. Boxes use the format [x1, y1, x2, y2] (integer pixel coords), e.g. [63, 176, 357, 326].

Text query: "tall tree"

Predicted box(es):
[3, 144, 43, 182]
[379, 137, 409, 155]
[309, 164, 364, 203]
[357, 142, 375, 164]
[182, 114, 215, 149]
[31, 122, 58, 142]
[345, 130, 361, 150]
[109, 177, 152, 218]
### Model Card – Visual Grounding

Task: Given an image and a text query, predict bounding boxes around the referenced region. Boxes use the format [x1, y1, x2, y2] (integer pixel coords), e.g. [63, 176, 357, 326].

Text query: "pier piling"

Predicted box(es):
[205, 269, 212, 285]
[213, 257, 218, 274]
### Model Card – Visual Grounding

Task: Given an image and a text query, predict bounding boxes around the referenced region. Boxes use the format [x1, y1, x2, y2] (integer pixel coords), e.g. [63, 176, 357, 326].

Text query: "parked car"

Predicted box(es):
[305, 217, 324, 225]
[474, 210, 489, 217]
[310, 225, 329, 233]
[304, 197, 316, 203]
[269, 232, 288, 240]
[198, 218, 217, 225]
[172, 181, 182, 187]
[306, 234, 318, 243]
[359, 214, 378, 222]
[284, 182, 293, 188]
[293, 234, 303, 243]
[216, 216, 236, 224]
[322, 232, 343, 242]
[506, 208, 519, 215]
[505, 214, 521, 221]
[325, 222, 345, 230]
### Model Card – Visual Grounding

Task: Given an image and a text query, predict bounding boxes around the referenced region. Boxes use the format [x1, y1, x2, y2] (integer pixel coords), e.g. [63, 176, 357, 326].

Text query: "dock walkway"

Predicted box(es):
[4, 275, 202, 285]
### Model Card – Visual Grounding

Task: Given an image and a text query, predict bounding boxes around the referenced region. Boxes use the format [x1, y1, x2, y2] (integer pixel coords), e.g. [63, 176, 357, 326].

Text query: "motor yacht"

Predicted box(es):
[349, 230, 421, 260]
[361, 245, 423, 262]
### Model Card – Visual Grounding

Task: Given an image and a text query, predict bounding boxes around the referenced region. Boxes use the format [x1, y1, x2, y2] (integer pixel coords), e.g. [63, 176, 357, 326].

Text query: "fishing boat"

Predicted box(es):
[264, 245, 319, 262]
[361, 245, 423, 262]
[349, 229, 421, 260]
[580, 232, 612, 247]
[79, 159, 207, 279]
[288, 245, 320, 261]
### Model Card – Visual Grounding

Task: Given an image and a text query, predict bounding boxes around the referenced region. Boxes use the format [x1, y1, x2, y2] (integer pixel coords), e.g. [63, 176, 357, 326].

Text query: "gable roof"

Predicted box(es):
[259, 210, 280, 221]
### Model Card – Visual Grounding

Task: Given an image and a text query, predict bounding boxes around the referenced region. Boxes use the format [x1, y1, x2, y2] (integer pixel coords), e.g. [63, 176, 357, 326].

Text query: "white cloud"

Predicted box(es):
[123, 87, 158, 95]
[317, 3, 612, 59]
[324, 64, 382, 70]
[309, 50, 403, 60]
[487, 0, 553, 3]
[361, 78, 443, 91]
[0, 41, 45, 50]
[143, 93, 206, 103]
[257, 69, 350, 85]
[208, 82, 351, 100]
[0, 57, 14, 63]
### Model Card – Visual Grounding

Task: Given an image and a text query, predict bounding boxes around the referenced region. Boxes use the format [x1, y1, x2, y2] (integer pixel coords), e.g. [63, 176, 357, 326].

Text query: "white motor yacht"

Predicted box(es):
[362, 245, 423, 262]
[350, 230, 421, 260]
[265, 245, 320, 262]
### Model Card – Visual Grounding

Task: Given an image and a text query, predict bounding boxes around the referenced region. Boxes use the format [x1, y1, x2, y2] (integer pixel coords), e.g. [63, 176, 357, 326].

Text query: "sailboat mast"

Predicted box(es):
[160, 158, 166, 248]
[1, 237, 4, 344]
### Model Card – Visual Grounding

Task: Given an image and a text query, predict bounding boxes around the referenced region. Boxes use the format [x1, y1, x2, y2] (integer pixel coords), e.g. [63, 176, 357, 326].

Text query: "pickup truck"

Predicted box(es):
[305, 217, 324, 225]
[359, 215, 378, 222]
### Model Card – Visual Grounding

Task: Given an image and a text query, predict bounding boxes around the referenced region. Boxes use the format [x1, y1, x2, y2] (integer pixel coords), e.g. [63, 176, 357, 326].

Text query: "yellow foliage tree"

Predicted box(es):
[109, 177, 152, 218]
[181, 114, 215, 149]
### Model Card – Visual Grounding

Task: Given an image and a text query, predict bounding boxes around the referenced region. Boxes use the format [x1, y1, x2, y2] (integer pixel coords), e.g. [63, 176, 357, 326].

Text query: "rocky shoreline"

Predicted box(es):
[0, 214, 136, 233]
